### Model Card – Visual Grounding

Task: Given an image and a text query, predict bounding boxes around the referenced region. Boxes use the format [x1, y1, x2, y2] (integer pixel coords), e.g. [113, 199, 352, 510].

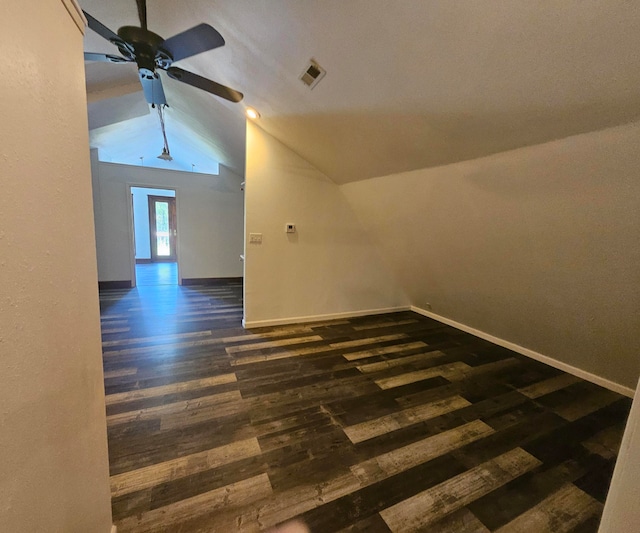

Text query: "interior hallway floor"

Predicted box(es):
[99, 282, 631, 532]
[135, 262, 178, 286]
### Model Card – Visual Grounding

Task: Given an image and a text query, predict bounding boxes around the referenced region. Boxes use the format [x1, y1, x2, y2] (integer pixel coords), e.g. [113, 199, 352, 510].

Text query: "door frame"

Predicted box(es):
[148, 195, 177, 262]
[127, 184, 181, 286]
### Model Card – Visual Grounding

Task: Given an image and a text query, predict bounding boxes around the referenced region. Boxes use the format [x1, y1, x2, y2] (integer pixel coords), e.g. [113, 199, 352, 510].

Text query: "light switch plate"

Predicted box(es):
[249, 233, 263, 244]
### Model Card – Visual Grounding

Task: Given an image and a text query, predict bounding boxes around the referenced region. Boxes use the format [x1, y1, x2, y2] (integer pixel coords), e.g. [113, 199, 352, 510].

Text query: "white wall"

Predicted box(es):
[342, 121, 640, 391]
[131, 187, 175, 260]
[244, 122, 409, 326]
[0, 1, 112, 531]
[92, 156, 245, 282]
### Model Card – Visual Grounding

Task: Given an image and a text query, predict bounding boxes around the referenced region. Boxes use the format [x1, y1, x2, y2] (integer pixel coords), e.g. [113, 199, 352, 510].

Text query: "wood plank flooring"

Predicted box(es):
[99, 282, 632, 532]
[135, 262, 178, 286]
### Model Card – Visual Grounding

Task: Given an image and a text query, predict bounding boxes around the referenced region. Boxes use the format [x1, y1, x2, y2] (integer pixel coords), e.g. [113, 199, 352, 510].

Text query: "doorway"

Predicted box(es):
[149, 195, 177, 262]
[130, 186, 178, 286]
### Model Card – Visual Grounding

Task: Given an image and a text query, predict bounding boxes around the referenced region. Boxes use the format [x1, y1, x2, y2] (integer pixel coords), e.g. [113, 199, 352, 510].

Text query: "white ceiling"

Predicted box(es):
[80, 0, 640, 183]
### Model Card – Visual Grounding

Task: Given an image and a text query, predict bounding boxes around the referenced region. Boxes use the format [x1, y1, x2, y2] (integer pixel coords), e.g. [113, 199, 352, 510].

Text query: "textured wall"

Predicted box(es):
[0, 1, 112, 530]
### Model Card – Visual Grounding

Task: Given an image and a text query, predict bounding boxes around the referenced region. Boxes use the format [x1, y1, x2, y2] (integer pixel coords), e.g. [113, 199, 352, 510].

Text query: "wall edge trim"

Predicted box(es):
[182, 277, 243, 286]
[60, 0, 87, 34]
[243, 306, 411, 329]
[98, 280, 132, 290]
[411, 306, 635, 398]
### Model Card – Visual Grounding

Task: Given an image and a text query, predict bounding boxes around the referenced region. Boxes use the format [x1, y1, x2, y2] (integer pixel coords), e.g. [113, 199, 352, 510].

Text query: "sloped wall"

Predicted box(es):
[342, 121, 640, 390]
[0, 1, 112, 531]
[91, 156, 245, 283]
[244, 122, 409, 326]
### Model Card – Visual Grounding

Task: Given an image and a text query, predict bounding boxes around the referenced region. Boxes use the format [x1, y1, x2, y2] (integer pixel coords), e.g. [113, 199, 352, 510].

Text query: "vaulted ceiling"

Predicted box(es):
[80, 0, 640, 183]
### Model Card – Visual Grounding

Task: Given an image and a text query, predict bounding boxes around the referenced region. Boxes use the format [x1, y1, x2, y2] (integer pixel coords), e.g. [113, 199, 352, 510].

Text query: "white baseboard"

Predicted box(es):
[411, 306, 635, 398]
[243, 306, 411, 329]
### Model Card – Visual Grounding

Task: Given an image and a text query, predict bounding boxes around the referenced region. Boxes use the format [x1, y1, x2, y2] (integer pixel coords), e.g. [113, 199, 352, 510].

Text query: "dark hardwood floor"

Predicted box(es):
[99, 282, 631, 532]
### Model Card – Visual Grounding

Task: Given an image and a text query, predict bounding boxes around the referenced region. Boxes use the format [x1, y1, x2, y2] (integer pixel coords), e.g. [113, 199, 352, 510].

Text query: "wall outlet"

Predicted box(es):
[286, 223, 296, 233]
[249, 233, 263, 244]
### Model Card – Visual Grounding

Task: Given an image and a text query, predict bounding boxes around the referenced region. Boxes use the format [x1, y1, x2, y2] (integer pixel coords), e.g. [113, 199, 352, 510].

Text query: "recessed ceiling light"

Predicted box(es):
[245, 107, 260, 120]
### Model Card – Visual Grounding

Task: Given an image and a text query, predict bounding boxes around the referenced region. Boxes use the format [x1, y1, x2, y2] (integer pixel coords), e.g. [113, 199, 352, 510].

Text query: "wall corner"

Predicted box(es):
[60, 0, 87, 34]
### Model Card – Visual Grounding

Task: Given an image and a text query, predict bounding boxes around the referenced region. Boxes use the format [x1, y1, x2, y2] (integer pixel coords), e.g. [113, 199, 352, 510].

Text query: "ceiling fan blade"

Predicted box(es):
[136, 0, 148, 30]
[84, 52, 131, 63]
[83, 11, 122, 45]
[162, 24, 225, 63]
[166, 67, 243, 102]
[140, 73, 167, 106]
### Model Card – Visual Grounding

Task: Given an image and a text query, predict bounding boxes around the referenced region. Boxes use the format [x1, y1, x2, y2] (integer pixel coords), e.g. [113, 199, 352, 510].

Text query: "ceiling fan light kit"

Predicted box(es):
[84, 0, 243, 169]
[83, 0, 244, 106]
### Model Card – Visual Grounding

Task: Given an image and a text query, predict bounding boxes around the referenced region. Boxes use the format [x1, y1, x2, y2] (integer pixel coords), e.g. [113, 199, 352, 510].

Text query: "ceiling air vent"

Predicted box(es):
[300, 59, 326, 89]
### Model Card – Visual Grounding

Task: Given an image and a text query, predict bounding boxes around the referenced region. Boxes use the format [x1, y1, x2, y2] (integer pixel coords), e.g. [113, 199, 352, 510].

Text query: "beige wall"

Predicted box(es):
[342, 121, 640, 391]
[244, 122, 408, 326]
[91, 155, 245, 283]
[0, 1, 112, 531]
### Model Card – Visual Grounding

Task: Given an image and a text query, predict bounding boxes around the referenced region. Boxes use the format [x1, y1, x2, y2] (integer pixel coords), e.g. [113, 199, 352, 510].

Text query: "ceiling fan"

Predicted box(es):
[83, 0, 243, 106]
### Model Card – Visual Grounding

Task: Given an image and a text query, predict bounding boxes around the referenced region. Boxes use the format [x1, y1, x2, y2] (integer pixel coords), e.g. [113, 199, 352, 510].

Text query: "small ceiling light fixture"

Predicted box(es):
[245, 107, 260, 120]
[156, 104, 173, 161]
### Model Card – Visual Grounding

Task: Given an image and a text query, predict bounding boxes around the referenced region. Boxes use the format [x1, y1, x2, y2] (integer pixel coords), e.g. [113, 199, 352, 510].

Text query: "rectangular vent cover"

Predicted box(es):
[300, 59, 326, 89]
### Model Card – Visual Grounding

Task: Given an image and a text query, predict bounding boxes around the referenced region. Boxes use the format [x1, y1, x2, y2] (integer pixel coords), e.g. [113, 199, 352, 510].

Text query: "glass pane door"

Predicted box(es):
[149, 196, 177, 261]
[154, 201, 171, 257]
